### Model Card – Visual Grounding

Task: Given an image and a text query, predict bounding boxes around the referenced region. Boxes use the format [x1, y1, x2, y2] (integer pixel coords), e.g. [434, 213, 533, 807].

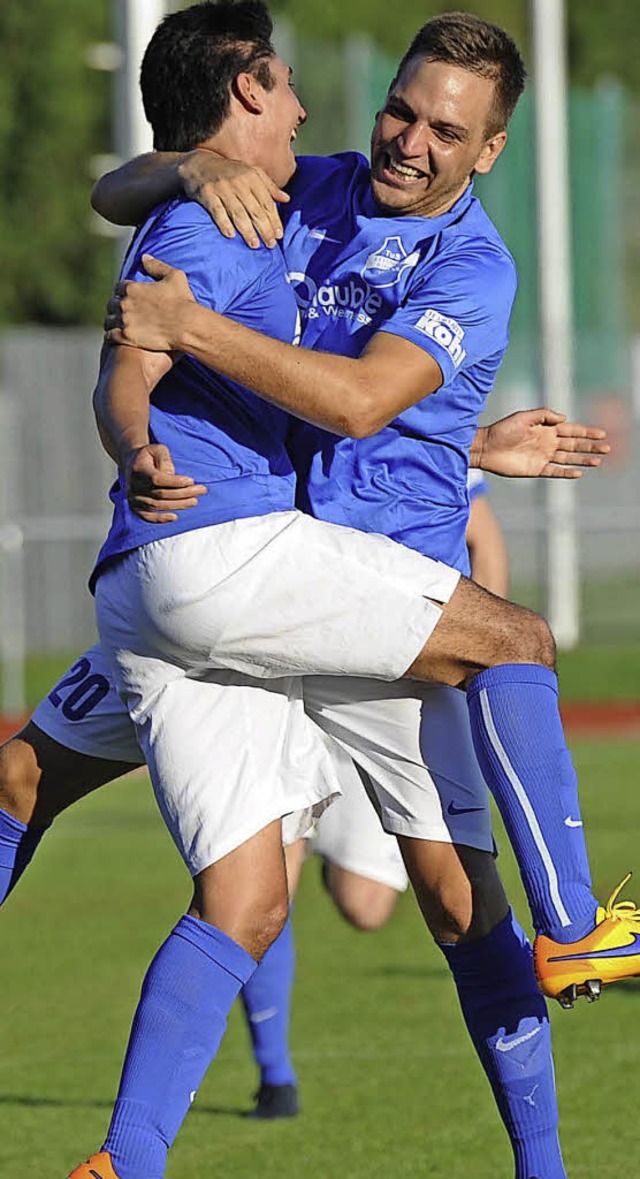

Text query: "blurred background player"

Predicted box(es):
[466, 469, 509, 597]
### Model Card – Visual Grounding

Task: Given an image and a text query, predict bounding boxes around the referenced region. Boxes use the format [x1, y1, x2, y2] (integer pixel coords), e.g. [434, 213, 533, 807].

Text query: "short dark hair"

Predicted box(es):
[141, 1, 276, 151]
[396, 12, 527, 135]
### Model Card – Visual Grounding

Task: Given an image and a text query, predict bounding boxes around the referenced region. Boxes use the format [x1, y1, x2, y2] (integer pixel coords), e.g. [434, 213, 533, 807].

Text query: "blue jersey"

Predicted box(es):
[93, 198, 299, 586]
[284, 153, 516, 574]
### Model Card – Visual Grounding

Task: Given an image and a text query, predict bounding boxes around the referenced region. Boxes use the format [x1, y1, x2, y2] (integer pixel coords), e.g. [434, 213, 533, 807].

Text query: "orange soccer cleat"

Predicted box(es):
[534, 874, 640, 1007]
[67, 1153, 121, 1179]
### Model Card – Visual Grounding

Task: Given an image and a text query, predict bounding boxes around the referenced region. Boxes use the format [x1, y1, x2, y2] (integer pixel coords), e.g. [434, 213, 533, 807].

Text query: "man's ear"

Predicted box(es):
[474, 130, 508, 176]
[233, 70, 264, 114]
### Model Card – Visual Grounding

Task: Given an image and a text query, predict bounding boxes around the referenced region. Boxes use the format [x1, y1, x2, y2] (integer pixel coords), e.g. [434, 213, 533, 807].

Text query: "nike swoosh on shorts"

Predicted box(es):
[447, 801, 484, 816]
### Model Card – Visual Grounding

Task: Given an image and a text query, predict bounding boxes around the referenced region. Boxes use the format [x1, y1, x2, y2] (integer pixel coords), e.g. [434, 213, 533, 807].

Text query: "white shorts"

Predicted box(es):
[304, 677, 493, 852]
[32, 645, 144, 765]
[91, 511, 460, 874]
[35, 664, 491, 886]
[95, 511, 459, 681]
[33, 645, 339, 873]
[31, 642, 408, 889]
[312, 749, 409, 892]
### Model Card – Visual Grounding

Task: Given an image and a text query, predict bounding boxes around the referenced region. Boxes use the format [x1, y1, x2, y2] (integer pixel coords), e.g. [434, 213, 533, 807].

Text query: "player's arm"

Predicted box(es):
[92, 152, 287, 248]
[466, 492, 509, 597]
[93, 345, 204, 523]
[104, 258, 612, 470]
[105, 256, 444, 437]
[92, 152, 185, 225]
[93, 343, 164, 462]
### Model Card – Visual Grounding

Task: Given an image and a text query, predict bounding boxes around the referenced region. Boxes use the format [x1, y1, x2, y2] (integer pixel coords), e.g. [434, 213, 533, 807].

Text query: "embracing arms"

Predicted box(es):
[107, 255, 444, 438]
[92, 150, 287, 249]
[105, 256, 609, 478]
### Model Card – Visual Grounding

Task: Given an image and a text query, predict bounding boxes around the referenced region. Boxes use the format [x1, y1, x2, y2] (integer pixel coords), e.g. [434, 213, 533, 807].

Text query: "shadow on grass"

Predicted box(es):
[367, 965, 447, 980]
[0, 1094, 249, 1117]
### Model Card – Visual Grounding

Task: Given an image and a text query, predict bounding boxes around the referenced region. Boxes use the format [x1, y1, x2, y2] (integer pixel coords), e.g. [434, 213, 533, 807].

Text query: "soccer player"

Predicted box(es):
[99, 8, 638, 997]
[87, 22, 640, 1179]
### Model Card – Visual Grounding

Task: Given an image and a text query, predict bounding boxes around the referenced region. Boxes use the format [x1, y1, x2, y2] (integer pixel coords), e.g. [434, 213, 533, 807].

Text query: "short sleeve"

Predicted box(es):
[378, 246, 517, 387]
[123, 200, 246, 315]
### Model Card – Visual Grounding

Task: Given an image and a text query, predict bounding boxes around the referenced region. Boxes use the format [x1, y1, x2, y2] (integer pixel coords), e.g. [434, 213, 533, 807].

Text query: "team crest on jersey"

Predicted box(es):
[361, 236, 420, 288]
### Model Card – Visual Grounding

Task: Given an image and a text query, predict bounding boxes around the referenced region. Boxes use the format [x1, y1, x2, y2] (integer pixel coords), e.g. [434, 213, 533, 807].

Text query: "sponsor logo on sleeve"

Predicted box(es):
[414, 309, 467, 368]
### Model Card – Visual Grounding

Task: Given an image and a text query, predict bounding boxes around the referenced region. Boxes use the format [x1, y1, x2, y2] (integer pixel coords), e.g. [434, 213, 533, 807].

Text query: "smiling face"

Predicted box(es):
[251, 55, 306, 186]
[370, 56, 507, 219]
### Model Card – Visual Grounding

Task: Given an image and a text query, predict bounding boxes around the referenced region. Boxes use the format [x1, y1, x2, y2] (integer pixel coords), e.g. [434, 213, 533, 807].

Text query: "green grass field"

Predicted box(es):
[1, 737, 639, 1178]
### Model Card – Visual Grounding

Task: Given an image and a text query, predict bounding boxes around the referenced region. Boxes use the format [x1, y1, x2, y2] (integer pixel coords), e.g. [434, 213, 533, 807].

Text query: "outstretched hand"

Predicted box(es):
[123, 443, 206, 523]
[480, 408, 610, 478]
[105, 255, 195, 351]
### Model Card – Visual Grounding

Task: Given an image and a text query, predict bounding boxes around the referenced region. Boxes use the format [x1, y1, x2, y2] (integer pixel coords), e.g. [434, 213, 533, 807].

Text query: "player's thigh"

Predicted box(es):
[284, 837, 307, 898]
[323, 863, 401, 931]
[303, 677, 493, 852]
[95, 511, 459, 682]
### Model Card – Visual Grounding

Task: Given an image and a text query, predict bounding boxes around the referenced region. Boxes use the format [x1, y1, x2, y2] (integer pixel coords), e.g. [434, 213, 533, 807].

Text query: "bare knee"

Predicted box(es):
[507, 608, 556, 671]
[473, 596, 557, 672]
[324, 862, 399, 931]
[407, 578, 557, 688]
[0, 735, 42, 824]
[192, 884, 288, 961]
[398, 838, 508, 943]
[0, 722, 130, 827]
[240, 896, 289, 961]
[190, 821, 290, 960]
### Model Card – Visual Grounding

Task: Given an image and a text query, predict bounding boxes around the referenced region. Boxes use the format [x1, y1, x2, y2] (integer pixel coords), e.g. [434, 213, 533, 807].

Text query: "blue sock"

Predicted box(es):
[241, 912, 296, 1087]
[467, 665, 597, 940]
[0, 807, 47, 903]
[103, 915, 256, 1179]
[440, 911, 567, 1179]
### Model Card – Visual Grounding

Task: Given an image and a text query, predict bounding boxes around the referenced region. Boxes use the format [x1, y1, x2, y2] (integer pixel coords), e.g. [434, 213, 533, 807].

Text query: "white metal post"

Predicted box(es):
[0, 397, 27, 715]
[113, 0, 167, 159]
[345, 34, 375, 159]
[273, 17, 297, 79]
[531, 0, 580, 647]
[110, 1, 167, 261]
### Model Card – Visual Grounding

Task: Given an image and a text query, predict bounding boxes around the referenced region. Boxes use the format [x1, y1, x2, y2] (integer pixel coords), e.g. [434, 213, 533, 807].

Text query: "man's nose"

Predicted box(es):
[396, 122, 429, 157]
